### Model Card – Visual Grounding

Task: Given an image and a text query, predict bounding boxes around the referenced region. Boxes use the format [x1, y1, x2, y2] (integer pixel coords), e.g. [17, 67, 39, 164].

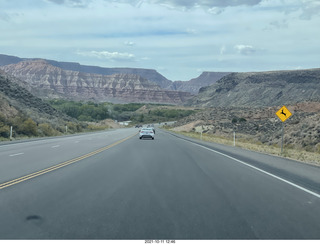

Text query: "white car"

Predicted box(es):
[139, 128, 155, 140]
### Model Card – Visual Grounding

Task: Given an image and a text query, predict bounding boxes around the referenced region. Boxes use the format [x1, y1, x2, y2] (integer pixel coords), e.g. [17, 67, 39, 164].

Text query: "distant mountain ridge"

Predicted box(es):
[186, 69, 320, 107]
[0, 54, 230, 94]
[0, 54, 172, 89]
[170, 72, 231, 94]
[1, 59, 193, 104]
[1, 54, 319, 109]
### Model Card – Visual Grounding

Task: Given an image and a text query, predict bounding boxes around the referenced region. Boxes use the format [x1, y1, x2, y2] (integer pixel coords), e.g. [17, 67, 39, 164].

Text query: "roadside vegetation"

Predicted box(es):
[0, 110, 108, 141]
[0, 99, 110, 141]
[48, 99, 143, 122]
[48, 99, 197, 124]
[0, 99, 198, 141]
[165, 129, 320, 166]
[164, 103, 320, 166]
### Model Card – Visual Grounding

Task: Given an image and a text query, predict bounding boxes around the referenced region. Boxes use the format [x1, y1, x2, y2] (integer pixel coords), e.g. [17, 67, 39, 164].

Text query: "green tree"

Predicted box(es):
[78, 114, 92, 121]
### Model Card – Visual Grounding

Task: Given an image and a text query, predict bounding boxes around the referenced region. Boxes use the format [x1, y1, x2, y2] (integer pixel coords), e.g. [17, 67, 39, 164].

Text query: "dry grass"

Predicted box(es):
[171, 130, 320, 166]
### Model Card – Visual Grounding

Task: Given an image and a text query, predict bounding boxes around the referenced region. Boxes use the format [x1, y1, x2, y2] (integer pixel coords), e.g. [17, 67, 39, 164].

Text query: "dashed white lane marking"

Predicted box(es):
[51, 145, 60, 148]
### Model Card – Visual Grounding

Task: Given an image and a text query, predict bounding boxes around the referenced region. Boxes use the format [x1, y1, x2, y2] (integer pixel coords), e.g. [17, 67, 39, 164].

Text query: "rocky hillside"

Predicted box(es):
[171, 102, 320, 154]
[1, 59, 193, 104]
[170, 71, 230, 94]
[186, 69, 320, 107]
[0, 70, 72, 123]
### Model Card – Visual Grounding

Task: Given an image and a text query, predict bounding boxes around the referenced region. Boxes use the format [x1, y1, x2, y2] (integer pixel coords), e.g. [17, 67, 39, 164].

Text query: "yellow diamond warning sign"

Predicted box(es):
[276, 105, 292, 122]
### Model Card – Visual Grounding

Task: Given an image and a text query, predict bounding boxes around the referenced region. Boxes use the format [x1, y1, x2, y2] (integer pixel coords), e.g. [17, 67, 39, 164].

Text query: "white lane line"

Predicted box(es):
[51, 145, 60, 148]
[9, 153, 24, 157]
[187, 140, 320, 199]
[75, 141, 79, 143]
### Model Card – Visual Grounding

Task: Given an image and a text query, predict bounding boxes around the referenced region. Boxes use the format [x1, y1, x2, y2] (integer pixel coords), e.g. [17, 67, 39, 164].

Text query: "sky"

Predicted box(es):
[0, 0, 319, 81]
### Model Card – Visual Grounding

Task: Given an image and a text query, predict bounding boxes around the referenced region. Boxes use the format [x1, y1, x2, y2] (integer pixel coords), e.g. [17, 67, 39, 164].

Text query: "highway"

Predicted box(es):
[0, 128, 319, 239]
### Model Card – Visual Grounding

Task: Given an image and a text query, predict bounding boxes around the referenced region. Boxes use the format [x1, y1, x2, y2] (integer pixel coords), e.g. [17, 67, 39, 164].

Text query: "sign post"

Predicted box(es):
[276, 105, 292, 154]
[10, 126, 13, 140]
[281, 122, 284, 154]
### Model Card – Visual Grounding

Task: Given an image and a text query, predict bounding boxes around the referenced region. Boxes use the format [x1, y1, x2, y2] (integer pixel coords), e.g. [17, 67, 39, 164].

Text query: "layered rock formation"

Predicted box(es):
[0, 54, 229, 94]
[0, 54, 172, 89]
[186, 69, 320, 107]
[1, 59, 193, 104]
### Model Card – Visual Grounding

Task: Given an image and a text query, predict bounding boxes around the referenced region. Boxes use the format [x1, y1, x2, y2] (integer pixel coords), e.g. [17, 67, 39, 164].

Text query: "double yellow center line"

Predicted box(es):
[0, 134, 136, 190]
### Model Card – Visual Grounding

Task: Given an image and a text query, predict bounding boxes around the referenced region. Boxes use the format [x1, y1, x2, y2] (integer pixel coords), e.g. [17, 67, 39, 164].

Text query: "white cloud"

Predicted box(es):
[207, 7, 224, 15]
[46, 0, 65, 4]
[1, 0, 319, 81]
[186, 28, 197, 34]
[46, 0, 90, 8]
[220, 45, 226, 55]
[148, 0, 264, 9]
[80, 0, 264, 10]
[76, 51, 136, 62]
[124, 41, 135, 46]
[234, 45, 256, 55]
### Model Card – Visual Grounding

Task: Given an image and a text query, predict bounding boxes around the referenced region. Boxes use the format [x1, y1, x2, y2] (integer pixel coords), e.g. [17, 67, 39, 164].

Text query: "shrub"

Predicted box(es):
[87, 124, 109, 131]
[20, 118, 38, 136]
[0, 123, 10, 138]
[38, 123, 55, 136]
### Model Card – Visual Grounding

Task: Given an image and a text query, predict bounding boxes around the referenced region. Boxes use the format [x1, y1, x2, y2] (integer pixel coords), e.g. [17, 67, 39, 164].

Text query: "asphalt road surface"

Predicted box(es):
[0, 128, 319, 239]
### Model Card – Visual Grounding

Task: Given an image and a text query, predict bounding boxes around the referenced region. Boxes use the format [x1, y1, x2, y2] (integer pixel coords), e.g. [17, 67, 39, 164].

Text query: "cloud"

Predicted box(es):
[259, 0, 320, 20]
[220, 45, 226, 55]
[300, 0, 320, 19]
[186, 28, 197, 34]
[2, 0, 319, 81]
[269, 19, 288, 29]
[0, 12, 11, 22]
[47, 0, 65, 4]
[77, 51, 136, 61]
[46, 0, 90, 7]
[124, 41, 135, 46]
[234, 45, 256, 55]
[100, 0, 263, 9]
[207, 7, 224, 15]
[149, 0, 263, 9]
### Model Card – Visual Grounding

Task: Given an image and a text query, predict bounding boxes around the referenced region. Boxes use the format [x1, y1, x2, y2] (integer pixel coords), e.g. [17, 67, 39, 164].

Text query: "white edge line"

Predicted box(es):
[187, 140, 320, 199]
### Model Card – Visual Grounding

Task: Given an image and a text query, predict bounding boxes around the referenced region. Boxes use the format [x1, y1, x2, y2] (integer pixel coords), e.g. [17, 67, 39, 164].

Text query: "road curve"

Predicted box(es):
[0, 128, 319, 239]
